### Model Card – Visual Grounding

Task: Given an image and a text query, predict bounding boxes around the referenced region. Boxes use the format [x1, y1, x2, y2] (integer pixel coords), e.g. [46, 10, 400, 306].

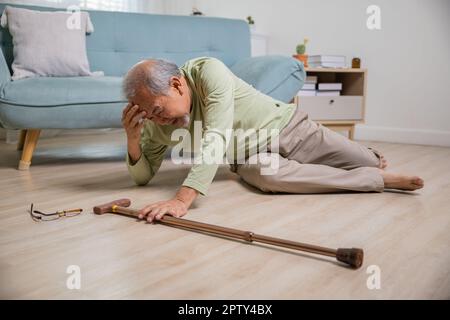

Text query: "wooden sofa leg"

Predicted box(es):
[18, 129, 41, 170]
[349, 125, 355, 140]
[17, 129, 27, 151]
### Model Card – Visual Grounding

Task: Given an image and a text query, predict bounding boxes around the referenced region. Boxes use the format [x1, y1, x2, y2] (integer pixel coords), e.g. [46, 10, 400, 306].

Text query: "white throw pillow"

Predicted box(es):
[0, 6, 102, 80]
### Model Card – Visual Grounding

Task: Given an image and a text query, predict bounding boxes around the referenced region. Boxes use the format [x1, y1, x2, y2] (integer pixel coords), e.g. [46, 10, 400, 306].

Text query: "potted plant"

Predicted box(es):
[246, 16, 255, 32]
[293, 38, 309, 67]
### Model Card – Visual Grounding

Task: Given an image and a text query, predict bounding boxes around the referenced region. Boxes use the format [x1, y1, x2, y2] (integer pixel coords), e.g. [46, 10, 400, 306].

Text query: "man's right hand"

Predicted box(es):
[122, 103, 147, 141]
[122, 103, 147, 163]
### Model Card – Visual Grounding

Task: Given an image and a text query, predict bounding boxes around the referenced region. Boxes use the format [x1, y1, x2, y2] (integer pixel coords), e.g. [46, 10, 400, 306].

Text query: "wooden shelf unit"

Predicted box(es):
[294, 68, 367, 139]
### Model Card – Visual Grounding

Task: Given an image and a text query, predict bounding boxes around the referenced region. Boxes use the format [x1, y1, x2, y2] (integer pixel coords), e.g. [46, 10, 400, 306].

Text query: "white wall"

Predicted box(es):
[161, 0, 450, 146]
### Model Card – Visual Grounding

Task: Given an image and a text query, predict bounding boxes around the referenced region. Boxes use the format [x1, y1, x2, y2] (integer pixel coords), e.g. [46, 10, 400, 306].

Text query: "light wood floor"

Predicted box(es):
[0, 130, 449, 299]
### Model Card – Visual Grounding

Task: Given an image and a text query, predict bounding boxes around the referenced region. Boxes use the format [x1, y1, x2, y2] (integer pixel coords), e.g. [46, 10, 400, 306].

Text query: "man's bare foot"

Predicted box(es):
[379, 170, 424, 191]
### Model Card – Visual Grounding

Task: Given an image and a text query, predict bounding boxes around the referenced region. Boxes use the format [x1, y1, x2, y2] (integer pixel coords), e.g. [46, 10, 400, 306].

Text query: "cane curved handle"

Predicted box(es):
[93, 198, 131, 215]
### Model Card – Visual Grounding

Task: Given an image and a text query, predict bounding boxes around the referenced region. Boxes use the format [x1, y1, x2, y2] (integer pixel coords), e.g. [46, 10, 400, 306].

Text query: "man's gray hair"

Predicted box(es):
[123, 58, 181, 99]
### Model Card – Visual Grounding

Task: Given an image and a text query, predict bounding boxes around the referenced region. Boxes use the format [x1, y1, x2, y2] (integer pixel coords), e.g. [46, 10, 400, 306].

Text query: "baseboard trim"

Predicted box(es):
[355, 125, 450, 147]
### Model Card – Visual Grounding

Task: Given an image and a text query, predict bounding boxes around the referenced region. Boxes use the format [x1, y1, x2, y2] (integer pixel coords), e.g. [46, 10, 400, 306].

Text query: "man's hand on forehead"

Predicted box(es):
[121, 102, 147, 142]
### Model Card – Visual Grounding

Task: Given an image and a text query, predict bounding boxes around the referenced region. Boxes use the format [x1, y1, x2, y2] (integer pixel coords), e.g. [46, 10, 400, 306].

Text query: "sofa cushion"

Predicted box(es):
[0, 76, 125, 106]
[230, 55, 305, 103]
[0, 102, 125, 129]
[1, 5, 98, 80]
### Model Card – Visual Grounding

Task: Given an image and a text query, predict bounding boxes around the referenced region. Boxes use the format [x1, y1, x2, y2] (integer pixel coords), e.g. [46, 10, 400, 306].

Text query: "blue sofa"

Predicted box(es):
[0, 3, 305, 169]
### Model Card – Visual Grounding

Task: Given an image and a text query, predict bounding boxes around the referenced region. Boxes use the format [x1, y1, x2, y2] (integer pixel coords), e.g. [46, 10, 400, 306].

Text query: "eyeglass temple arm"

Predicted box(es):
[60, 208, 83, 213]
[30, 203, 83, 216]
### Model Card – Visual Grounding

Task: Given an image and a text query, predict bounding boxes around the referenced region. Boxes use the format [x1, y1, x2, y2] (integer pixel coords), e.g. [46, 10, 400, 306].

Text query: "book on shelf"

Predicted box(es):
[301, 83, 316, 90]
[308, 55, 346, 62]
[308, 62, 346, 68]
[297, 90, 317, 97]
[305, 75, 318, 84]
[308, 55, 346, 68]
[318, 83, 342, 91]
[316, 91, 340, 97]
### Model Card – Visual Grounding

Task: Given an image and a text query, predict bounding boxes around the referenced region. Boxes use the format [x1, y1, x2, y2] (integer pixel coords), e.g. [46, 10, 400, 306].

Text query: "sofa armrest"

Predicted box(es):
[230, 55, 305, 103]
[0, 49, 11, 88]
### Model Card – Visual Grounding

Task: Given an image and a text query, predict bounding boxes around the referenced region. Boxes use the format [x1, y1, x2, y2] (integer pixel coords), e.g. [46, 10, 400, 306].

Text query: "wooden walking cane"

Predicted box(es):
[93, 199, 364, 269]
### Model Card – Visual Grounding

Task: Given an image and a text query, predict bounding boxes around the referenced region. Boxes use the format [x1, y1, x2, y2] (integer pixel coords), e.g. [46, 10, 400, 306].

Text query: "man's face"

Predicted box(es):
[131, 77, 191, 127]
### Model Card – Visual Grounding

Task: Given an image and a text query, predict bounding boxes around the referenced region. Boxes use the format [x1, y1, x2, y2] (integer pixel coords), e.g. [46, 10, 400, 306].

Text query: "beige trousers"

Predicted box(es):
[235, 107, 384, 193]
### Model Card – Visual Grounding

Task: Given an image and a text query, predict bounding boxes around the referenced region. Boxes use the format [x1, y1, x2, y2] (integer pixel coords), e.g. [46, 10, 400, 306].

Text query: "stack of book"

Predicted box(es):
[297, 76, 318, 96]
[308, 55, 346, 68]
[297, 80, 343, 97]
[316, 83, 342, 96]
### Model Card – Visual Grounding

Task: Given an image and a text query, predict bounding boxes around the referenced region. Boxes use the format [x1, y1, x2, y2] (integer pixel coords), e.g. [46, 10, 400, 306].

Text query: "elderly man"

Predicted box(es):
[122, 57, 423, 222]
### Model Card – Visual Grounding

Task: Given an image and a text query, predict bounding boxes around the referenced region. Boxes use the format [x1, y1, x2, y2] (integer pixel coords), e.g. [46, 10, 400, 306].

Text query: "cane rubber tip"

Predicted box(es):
[93, 198, 131, 214]
[336, 248, 364, 269]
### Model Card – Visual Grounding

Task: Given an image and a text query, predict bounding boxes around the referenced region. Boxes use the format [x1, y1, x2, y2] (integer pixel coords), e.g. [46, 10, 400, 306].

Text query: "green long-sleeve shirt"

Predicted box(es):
[126, 57, 296, 195]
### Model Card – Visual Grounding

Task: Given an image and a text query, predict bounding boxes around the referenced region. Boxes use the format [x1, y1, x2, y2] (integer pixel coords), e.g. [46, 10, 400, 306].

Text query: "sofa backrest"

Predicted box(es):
[0, 3, 251, 77]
